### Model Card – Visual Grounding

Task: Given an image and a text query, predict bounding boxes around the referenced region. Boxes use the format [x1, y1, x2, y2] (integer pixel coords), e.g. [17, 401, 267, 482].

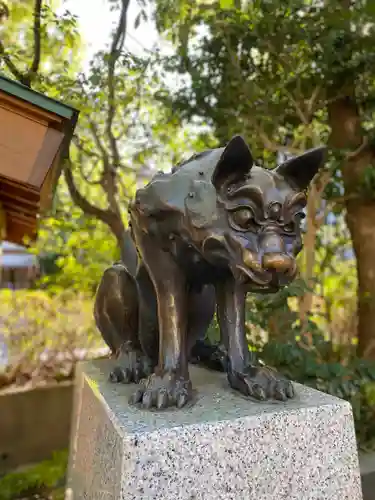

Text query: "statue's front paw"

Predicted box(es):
[109, 349, 153, 384]
[228, 365, 294, 401]
[129, 372, 192, 409]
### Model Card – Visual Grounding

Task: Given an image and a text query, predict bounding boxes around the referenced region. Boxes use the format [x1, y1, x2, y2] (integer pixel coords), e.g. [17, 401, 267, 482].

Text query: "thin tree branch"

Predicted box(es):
[74, 147, 103, 185]
[63, 158, 116, 227]
[0, 1, 9, 22]
[27, 0, 43, 83]
[285, 90, 309, 125]
[88, 121, 109, 158]
[0, 0, 43, 87]
[88, 121, 111, 170]
[306, 85, 322, 116]
[222, 33, 306, 155]
[73, 136, 101, 161]
[257, 129, 303, 156]
[76, 135, 141, 176]
[0, 41, 25, 82]
[102, 170, 119, 214]
[85, 121, 122, 221]
[106, 0, 129, 168]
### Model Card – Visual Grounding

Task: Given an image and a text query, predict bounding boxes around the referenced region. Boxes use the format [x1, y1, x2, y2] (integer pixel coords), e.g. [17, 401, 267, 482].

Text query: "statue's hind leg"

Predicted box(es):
[188, 285, 228, 372]
[94, 262, 153, 383]
[136, 262, 159, 367]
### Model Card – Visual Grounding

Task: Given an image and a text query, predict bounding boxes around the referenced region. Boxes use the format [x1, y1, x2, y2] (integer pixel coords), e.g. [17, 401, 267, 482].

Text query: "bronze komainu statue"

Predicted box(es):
[94, 136, 326, 409]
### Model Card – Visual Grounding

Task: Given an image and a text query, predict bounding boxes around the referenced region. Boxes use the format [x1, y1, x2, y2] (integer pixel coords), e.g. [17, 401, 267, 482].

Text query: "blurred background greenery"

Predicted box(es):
[1, 0, 375, 497]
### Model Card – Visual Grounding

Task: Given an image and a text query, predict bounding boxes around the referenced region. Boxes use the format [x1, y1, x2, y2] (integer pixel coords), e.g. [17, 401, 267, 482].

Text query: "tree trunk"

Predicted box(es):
[345, 194, 375, 357]
[328, 95, 375, 358]
[298, 182, 319, 330]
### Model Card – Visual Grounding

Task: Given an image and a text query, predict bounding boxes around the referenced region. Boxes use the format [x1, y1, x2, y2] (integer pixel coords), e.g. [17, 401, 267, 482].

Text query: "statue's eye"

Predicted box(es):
[284, 212, 305, 233]
[231, 208, 254, 229]
[284, 222, 295, 233]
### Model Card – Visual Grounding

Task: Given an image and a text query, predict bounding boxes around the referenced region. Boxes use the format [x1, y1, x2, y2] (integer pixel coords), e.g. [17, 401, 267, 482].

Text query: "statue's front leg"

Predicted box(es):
[216, 277, 294, 401]
[129, 231, 192, 410]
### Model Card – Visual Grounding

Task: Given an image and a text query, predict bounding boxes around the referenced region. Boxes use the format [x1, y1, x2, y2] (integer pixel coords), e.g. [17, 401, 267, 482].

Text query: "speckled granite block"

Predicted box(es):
[67, 359, 362, 500]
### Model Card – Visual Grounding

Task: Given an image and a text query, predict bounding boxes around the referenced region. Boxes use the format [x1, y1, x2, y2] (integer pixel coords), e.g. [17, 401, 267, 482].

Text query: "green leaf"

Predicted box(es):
[219, 0, 234, 9]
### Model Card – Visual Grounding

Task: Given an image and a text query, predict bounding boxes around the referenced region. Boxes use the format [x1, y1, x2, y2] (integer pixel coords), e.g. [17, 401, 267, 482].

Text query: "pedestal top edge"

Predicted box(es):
[76, 359, 351, 436]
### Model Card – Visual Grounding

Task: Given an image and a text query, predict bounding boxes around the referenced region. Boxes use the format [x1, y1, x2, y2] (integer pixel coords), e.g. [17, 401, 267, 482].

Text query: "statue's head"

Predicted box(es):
[199, 136, 326, 292]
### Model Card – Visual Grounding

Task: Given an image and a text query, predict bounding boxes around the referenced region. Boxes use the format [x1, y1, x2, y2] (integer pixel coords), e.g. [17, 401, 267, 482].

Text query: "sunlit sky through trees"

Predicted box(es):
[62, 0, 161, 69]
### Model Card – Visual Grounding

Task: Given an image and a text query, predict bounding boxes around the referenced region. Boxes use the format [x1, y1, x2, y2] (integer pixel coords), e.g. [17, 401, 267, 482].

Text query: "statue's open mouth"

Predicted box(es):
[235, 265, 273, 286]
[234, 264, 294, 292]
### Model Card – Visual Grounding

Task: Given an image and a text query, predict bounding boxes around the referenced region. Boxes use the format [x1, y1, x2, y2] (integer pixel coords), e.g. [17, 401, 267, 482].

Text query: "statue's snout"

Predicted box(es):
[260, 231, 296, 275]
[262, 253, 295, 274]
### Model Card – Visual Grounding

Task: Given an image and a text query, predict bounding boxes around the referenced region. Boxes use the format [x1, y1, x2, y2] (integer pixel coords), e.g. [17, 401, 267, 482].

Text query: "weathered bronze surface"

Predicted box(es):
[94, 136, 326, 409]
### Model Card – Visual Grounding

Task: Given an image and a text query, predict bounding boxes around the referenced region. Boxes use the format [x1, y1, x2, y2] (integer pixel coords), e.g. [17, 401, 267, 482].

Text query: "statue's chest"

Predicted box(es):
[166, 234, 225, 286]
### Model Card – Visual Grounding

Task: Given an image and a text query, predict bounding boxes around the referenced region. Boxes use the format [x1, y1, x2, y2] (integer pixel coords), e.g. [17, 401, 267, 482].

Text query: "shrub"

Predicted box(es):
[0, 450, 68, 500]
[0, 290, 106, 391]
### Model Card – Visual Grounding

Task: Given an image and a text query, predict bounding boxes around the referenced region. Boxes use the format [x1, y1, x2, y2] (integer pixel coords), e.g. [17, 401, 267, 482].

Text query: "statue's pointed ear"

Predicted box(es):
[275, 146, 327, 190]
[212, 135, 254, 189]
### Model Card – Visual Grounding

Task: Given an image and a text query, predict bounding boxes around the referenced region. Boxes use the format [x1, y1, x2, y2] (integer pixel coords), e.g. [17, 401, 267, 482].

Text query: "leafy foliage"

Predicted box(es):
[0, 450, 68, 500]
[0, 0, 81, 87]
[0, 290, 104, 390]
[35, 212, 119, 294]
[151, 0, 375, 358]
[154, 0, 375, 142]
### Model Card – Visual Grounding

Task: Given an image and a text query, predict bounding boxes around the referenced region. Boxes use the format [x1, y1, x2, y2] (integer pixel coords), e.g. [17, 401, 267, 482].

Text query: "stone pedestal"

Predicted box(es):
[67, 359, 363, 500]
